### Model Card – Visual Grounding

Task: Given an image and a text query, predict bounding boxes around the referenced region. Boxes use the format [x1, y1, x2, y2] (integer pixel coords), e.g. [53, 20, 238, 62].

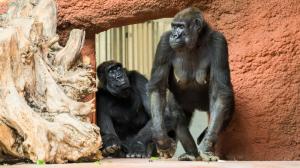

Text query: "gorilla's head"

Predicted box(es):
[97, 61, 130, 97]
[169, 7, 205, 50]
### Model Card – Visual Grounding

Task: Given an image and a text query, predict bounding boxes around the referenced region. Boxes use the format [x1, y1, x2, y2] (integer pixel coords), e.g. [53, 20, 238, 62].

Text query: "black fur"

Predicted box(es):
[96, 60, 154, 158]
[148, 7, 234, 161]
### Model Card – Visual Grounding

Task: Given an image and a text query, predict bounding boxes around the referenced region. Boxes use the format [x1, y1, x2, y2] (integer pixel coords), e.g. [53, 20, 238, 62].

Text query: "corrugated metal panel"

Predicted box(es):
[95, 18, 172, 79]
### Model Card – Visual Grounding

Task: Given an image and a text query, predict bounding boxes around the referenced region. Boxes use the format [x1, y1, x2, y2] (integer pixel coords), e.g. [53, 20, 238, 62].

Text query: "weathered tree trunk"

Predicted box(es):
[0, 0, 102, 163]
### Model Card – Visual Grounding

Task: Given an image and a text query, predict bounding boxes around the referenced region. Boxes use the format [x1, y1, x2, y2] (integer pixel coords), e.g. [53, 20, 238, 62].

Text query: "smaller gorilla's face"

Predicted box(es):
[169, 18, 202, 50]
[106, 65, 130, 97]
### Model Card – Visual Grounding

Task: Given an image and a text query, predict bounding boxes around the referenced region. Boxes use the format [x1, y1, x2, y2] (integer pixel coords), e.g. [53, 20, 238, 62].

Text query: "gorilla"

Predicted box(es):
[96, 60, 154, 158]
[148, 7, 234, 161]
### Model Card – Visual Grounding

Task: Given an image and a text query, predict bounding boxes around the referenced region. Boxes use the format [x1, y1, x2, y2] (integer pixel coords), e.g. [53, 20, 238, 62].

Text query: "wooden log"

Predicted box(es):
[0, 0, 101, 163]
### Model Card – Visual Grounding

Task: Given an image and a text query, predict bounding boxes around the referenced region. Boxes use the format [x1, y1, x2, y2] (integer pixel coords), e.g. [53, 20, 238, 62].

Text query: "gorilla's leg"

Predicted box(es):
[168, 93, 200, 161]
[198, 97, 230, 161]
[125, 121, 153, 158]
[176, 123, 201, 161]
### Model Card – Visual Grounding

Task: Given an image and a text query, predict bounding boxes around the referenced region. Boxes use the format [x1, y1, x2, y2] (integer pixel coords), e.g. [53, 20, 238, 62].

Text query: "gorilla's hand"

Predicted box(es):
[126, 141, 150, 158]
[154, 136, 177, 158]
[101, 134, 122, 156]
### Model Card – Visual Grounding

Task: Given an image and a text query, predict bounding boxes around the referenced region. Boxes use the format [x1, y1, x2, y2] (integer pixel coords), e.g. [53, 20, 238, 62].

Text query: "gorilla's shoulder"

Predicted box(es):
[210, 31, 227, 43]
[96, 88, 110, 97]
[159, 31, 172, 44]
[127, 70, 148, 83]
[126, 70, 148, 89]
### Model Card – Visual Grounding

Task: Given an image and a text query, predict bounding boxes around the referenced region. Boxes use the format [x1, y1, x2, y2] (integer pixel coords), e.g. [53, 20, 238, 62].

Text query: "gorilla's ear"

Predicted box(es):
[97, 79, 103, 89]
[123, 67, 128, 74]
[194, 18, 203, 32]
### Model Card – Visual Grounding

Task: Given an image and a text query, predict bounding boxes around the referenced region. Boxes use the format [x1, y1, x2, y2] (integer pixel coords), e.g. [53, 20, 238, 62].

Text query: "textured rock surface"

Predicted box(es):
[56, 0, 211, 37]
[0, 0, 101, 163]
[1, 0, 299, 161]
[206, 1, 300, 160]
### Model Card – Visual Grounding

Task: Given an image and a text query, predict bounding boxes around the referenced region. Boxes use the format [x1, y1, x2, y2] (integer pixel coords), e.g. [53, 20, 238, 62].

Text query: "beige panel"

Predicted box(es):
[110, 29, 114, 60]
[143, 23, 148, 76]
[99, 33, 106, 64]
[133, 24, 138, 70]
[127, 25, 133, 70]
[95, 18, 172, 77]
[106, 29, 111, 61]
[139, 24, 144, 74]
[136, 24, 141, 72]
[148, 22, 153, 78]
[122, 27, 127, 67]
[116, 28, 120, 62]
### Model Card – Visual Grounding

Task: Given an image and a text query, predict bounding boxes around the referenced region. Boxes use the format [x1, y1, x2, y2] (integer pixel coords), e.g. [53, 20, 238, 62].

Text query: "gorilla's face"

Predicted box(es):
[169, 18, 203, 50]
[106, 64, 130, 97]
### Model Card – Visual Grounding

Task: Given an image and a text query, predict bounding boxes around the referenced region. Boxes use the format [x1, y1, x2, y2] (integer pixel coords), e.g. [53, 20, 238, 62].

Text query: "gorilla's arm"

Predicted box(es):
[209, 32, 234, 129]
[199, 32, 234, 152]
[129, 71, 151, 113]
[148, 32, 174, 143]
[118, 71, 152, 157]
[97, 94, 121, 150]
[97, 96, 117, 136]
[128, 71, 152, 144]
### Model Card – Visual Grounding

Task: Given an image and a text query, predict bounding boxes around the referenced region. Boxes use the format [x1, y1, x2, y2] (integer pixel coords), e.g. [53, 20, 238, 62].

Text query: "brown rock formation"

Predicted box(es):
[0, 0, 102, 163]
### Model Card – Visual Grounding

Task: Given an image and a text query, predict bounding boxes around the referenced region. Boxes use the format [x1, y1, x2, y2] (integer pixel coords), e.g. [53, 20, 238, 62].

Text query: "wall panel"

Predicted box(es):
[95, 18, 172, 79]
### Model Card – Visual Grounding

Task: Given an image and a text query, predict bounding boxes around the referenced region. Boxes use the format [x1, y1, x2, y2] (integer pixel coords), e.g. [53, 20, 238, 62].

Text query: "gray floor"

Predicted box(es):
[174, 110, 208, 157]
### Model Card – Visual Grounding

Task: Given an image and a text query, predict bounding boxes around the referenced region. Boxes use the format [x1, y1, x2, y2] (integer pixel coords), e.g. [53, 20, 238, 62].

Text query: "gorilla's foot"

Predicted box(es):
[126, 152, 150, 158]
[178, 153, 201, 161]
[154, 136, 177, 158]
[126, 141, 151, 158]
[199, 151, 219, 161]
[198, 138, 219, 161]
[156, 139, 177, 159]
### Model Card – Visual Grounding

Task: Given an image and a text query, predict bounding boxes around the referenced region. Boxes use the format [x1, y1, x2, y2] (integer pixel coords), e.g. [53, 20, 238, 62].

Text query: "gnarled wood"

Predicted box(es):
[0, 0, 101, 163]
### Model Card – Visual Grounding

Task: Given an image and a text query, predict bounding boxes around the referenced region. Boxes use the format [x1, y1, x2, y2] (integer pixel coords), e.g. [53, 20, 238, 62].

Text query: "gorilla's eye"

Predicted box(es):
[179, 25, 185, 29]
[171, 23, 185, 29]
[108, 70, 113, 75]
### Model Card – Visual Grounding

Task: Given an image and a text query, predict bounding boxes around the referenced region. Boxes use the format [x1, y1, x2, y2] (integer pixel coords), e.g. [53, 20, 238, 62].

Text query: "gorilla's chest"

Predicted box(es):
[172, 54, 210, 86]
[110, 99, 147, 125]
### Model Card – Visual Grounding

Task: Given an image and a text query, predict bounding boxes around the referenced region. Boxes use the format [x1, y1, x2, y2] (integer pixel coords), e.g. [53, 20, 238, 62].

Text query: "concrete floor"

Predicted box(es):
[2, 159, 300, 168]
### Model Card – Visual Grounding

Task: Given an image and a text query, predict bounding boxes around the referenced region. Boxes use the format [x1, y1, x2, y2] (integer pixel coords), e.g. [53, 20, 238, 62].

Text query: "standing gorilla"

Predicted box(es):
[96, 60, 153, 158]
[148, 7, 234, 161]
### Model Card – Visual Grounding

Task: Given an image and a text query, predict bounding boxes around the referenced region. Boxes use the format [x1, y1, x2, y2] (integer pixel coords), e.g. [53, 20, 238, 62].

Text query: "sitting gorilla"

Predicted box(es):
[96, 60, 154, 158]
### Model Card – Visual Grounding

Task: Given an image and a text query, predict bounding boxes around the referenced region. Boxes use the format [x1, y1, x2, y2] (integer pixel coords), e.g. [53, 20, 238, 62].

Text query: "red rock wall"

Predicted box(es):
[0, 1, 8, 14]
[1, 0, 299, 160]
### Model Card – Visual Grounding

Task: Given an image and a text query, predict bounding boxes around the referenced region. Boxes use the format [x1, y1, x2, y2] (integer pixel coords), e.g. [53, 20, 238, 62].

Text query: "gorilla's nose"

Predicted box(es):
[174, 34, 180, 39]
[116, 74, 122, 80]
[171, 34, 178, 39]
[172, 31, 182, 39]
